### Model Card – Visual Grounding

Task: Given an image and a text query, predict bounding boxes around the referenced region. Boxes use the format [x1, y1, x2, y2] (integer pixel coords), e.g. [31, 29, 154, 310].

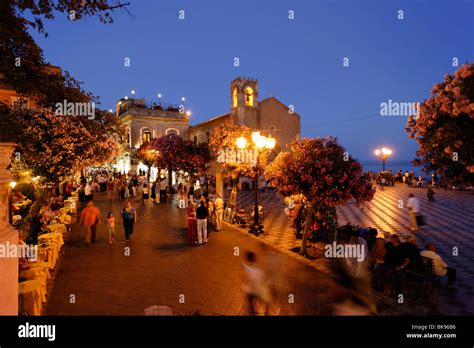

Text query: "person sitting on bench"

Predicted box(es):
[385, 235, 410, 295]
[420, 243, 457, 289]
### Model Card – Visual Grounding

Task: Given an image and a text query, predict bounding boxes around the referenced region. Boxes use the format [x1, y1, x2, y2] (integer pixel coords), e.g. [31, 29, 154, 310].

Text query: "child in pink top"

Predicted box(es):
[107, 212, 116, 244]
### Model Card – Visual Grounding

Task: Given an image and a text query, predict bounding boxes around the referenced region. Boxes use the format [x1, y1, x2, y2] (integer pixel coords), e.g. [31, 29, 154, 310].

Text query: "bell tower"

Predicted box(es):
[230, 77, 259, 127]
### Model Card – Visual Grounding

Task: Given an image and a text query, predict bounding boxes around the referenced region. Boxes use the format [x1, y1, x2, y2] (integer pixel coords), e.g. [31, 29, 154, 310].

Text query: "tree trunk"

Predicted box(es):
[300, 204, 314, 257]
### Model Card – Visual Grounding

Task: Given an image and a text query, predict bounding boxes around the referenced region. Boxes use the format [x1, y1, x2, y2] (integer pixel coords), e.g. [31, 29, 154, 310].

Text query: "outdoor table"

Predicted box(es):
[58, 214, 72, 224]
[39, 232, 64, 249]
[46, 223, 67, 239]
[24, 262, 51, 280]
[20, 268, 48, 289]
[38, 244, 59, 269]
[18, 279, 46, 316]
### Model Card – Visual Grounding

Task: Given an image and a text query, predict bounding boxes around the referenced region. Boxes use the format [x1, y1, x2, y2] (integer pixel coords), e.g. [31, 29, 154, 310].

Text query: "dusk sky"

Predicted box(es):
[31, 0, 473, 161]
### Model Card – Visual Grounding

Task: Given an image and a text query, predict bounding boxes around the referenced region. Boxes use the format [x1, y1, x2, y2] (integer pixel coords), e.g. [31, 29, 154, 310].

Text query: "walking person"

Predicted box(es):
[188, 185, 195, 205]
[154, 180, 161, 204]
[121, 200, 137, 242]
[159, 178, 167, 203]
[242, 251, 271, 315]
[84, 181, 93, 202]
[107, 212, 116, 245]
[107, 180, 114, 200]
[79, 201, 102, 247]
[124, 183, 130, 199]
[207, 199, 214, 231]
[427, 187, 435, 202]
[407, 193, 421, 231]
[187, 203, 197, 246]
[183, 186, 188, 208]
[196, 200, 209, 245]
[214, 193, 224, 231]
[151, 181, 157, 205]
[142, 183, 150, 206]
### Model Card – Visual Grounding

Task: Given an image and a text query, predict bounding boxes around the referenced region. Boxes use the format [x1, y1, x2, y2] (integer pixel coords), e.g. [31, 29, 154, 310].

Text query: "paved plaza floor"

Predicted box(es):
[227, 184, 474, 315]
[44, 184, 474, 315]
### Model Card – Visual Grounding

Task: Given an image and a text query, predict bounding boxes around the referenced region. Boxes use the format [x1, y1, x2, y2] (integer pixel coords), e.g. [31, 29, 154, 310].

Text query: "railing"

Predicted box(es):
[118, 99, 182, 116]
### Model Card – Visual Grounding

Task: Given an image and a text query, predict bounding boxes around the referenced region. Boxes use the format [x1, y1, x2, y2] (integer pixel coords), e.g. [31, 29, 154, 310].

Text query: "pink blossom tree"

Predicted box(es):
[265, 137, 375, 255]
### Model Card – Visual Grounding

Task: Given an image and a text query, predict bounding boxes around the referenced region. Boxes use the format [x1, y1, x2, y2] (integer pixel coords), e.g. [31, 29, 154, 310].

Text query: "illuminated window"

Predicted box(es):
[125, 128, 131, 146]
[232, 88, 238, 107]
[166, 128, 179, 136]
[245, 86, 254, 107]
[142, 130, 151, 143]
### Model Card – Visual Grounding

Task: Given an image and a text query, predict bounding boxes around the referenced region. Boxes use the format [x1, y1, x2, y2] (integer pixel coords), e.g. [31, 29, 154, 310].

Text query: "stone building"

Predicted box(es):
[113, 98, 190, 174]
[189, 77, 300, 153]
[189, 77, 301, 195]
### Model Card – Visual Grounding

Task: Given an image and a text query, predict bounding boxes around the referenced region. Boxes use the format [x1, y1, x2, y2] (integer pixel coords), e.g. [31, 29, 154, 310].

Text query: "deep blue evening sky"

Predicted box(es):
[31, 0, 473, 161]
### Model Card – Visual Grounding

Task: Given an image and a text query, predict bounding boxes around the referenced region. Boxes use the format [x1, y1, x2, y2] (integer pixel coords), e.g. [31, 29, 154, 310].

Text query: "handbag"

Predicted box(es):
[415, 214, 425, 226]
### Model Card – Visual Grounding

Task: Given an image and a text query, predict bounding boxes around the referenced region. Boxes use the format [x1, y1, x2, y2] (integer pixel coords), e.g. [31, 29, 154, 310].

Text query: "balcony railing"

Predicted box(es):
[117, 99, 183, 116]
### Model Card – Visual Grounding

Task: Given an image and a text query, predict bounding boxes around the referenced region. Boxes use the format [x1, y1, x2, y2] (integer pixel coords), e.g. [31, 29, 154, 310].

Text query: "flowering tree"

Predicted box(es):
[265, 137, 375, 255]
[180, 141, 211, 180]
[1, 106, 123, 184]
[137, 140, 164, 178]
[406, 63, 474, 182]
[143, 134, 210, 190]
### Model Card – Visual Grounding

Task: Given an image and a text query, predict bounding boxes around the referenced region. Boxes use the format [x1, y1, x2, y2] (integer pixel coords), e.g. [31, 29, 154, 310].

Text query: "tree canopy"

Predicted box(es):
[209, 120, 272, 180]
[406, 62, 474, 181]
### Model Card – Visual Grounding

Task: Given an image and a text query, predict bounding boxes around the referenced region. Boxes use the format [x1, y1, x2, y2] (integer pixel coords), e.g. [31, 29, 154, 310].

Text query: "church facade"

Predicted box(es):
[189, 77, 300, 153]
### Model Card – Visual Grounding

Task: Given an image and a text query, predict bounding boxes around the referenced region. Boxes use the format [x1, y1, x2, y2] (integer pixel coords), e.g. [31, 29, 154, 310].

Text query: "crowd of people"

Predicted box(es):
[74, 169, 227, 248]
[186, 194, 224, 246]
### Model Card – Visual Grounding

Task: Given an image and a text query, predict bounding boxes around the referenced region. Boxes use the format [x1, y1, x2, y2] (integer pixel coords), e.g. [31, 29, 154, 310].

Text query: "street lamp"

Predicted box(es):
[374, 147, 392, 171]
[236, 133, 276, 236]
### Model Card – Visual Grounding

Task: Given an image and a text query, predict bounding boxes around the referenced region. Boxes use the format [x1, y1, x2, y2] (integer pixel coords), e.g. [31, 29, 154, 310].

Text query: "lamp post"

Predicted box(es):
[237, 132, 276, 235]
[374, 147, 392, 171]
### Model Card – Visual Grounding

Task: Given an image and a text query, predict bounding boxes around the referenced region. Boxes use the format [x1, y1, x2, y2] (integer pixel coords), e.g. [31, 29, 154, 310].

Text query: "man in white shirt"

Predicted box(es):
[84, 182, 93, 202]
[420, 243, 456, 287]
[214, 194, 224, 231]
[406, 194, 420, 231]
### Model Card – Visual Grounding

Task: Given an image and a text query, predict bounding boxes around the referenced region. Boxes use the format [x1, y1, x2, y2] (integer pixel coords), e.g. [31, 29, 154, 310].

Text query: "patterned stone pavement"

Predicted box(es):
[225, 184, 474, 315]
[41, 185, 474, 316]
[43, 193, 347, 316]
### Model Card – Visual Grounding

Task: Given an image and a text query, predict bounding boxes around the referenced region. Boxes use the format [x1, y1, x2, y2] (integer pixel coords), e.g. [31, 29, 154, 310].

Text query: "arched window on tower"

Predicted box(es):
[245, 86, 254, 107]
[232, 88, 238, 108]
[269, 125, 277, 136]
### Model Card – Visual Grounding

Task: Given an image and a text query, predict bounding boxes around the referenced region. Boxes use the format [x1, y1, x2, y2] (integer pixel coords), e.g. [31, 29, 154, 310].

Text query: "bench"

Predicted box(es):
[405, 256, 440, 297]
